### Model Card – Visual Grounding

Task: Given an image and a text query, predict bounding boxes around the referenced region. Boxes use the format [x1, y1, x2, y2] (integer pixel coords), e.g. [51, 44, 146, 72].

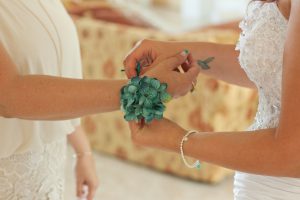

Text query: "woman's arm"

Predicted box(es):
[0, 41, 126, 119]
[1, 75, 127, 120]
[124, 40, 256, 89]
[129, 0, 300, 178]
[68, 126, 99, 200]
[0, 45, 198, 120]
[179, 42, 255, 88]
[130, 119, 300, 178]
[68, 126, 93, 157]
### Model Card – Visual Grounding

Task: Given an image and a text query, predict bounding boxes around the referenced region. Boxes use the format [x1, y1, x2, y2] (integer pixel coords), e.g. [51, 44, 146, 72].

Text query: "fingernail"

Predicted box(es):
[181, 50, 188, 56]
[182, 49, 189, 55]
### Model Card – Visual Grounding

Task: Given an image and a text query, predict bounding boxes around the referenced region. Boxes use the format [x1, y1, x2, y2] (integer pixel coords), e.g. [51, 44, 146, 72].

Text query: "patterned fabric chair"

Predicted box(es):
[74, 16, 258, 183]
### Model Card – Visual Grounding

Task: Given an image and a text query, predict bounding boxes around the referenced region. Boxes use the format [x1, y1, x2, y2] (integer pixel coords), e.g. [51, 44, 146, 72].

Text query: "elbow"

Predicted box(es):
[0, 88, 14, 118]
[0, 75, 20, 119]
[0, 103, 13, 118]
[283, 160, 300, 178]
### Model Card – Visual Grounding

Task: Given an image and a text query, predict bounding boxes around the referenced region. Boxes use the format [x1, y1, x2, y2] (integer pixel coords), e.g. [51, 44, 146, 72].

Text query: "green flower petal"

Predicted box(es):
[159, 83, 168, 91]
[150, 79, 161, 89]
[154, 114, 163, 120]
[147, 88, 158, 99]
[154, 110, 163, 115]
[139, 96, 146, 105]
[160, 92, 172, 103]
[135, 107, 142, 116]
[128, 85, 138, 93]
[145, 113, 154, 123]
[142, 108, 152, 116]
[125, 113, 137, 121]
[142, 76, 152, 84]
[126, 98, 135, 107]
[130, 77, 140, 85]
[144, 98, 153, 108]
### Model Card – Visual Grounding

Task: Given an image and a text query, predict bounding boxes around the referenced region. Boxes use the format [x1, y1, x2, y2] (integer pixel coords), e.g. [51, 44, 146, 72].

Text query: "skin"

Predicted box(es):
[127, 0, 300, 178]
[124, 40, 256, 89]
[68, 126, 99, 200]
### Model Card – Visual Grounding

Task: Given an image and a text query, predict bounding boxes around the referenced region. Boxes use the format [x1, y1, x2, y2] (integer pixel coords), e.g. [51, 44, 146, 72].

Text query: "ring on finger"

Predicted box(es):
[190, 81, 197, 93]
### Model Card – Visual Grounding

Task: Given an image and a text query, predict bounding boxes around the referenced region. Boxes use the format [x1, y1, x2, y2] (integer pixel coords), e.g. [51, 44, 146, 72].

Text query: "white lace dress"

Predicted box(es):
[0, 0, 82, 199]
[234, 2, 300, 199]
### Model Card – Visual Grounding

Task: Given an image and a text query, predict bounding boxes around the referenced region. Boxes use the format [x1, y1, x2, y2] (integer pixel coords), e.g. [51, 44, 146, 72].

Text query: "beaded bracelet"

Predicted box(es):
[72, 151, 92, 159]
[180, 130, 201, 169]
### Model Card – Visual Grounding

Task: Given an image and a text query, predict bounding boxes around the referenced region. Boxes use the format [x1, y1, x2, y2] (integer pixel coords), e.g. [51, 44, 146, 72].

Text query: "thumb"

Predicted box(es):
[185, 64, 200, 82]
[161, 50, 189, 71]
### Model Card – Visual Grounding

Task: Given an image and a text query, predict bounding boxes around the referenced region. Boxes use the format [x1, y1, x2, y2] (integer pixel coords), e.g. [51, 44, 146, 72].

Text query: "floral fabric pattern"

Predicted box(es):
[0, 139, 67, 200]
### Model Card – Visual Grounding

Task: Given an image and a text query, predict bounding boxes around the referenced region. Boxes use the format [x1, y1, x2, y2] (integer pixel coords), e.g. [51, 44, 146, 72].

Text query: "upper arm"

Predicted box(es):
[277, 0, 300, 139]
[0, 42, 19, 115]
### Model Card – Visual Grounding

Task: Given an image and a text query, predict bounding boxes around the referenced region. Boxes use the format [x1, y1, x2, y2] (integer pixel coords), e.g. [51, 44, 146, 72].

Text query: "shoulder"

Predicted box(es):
[291, 0, 300, 11]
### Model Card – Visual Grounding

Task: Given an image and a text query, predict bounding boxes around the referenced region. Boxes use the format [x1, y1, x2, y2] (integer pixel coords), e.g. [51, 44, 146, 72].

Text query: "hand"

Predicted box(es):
[75, 155, 99, 200]
[129, 118, 185, 151]
[124, 39, 194, 78]
[144, 50, 200, 98]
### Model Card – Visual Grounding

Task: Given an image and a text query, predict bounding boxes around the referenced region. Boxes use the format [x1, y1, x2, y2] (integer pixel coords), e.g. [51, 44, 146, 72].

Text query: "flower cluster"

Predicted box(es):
[121, 76, 172, 123]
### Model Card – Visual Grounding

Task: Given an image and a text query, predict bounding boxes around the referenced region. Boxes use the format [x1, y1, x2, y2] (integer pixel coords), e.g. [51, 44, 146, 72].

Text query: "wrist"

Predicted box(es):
[73, 151, 93, 159]
[176, 42, 213, 60]
[164, 126, 186, 152]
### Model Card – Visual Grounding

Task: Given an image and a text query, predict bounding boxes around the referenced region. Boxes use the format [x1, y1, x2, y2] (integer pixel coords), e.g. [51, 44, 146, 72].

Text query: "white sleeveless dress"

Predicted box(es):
[0, 0, 82, 199]
[234, 2, 300, 200]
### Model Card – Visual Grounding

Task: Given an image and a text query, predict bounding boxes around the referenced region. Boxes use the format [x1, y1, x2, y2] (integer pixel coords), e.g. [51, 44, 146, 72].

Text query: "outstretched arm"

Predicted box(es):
[124, 40, 255, 89]
[129, 0, 300, 178]
[0, 46, 198, 120]
[130, 120, 294, 177]
[0, 40, 126, 120]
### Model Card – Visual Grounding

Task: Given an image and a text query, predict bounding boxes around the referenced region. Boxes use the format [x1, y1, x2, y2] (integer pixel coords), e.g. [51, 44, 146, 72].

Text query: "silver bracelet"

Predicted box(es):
[73, 151, 92, 159]
[180, 130, 201, 169]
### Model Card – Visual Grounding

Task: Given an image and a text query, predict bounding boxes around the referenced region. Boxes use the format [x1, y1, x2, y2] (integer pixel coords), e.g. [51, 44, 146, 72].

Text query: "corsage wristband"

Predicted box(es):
[120, 62, 172, 123]
[180, 130, 201, 169]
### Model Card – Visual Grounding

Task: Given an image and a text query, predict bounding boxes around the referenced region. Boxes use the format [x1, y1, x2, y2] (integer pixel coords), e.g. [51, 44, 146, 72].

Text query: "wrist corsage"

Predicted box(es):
[121, 62, 172, 123]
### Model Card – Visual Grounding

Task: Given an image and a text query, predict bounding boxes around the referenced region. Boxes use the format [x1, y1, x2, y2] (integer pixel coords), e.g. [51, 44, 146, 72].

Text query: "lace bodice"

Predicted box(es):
[0, 139, 67, 200]
[236, 2, 288, 130]
[234, 3, 300, 200]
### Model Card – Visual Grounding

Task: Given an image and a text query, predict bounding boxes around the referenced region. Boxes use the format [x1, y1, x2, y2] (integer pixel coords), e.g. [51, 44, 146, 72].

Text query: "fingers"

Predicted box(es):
[76, 180, 84, 198]
[87, 183, 97, 200]
[77, 181, 99, 200]
[129, 121, 142, 132]
[185, 64, 201, 83]
[161, 50, 189, 71]
[181, 53, 194, 72]
[124, 39, 151, 78]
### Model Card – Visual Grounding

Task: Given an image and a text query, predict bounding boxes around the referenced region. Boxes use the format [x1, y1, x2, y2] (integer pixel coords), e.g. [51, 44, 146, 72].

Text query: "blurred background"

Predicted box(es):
[62, 0, 258, 199]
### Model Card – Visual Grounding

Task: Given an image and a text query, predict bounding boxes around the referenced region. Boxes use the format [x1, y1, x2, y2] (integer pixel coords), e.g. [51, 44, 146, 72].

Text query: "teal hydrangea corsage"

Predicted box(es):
[120, 62, 172, 123]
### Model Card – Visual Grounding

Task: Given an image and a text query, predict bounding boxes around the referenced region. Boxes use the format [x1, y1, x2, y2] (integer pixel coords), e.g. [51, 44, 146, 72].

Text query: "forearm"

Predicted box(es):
[0, 75, 127, 120]
[171, 42, 255, 88]
[165, 126, 299, 177]
[68, 126, 92, 154]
